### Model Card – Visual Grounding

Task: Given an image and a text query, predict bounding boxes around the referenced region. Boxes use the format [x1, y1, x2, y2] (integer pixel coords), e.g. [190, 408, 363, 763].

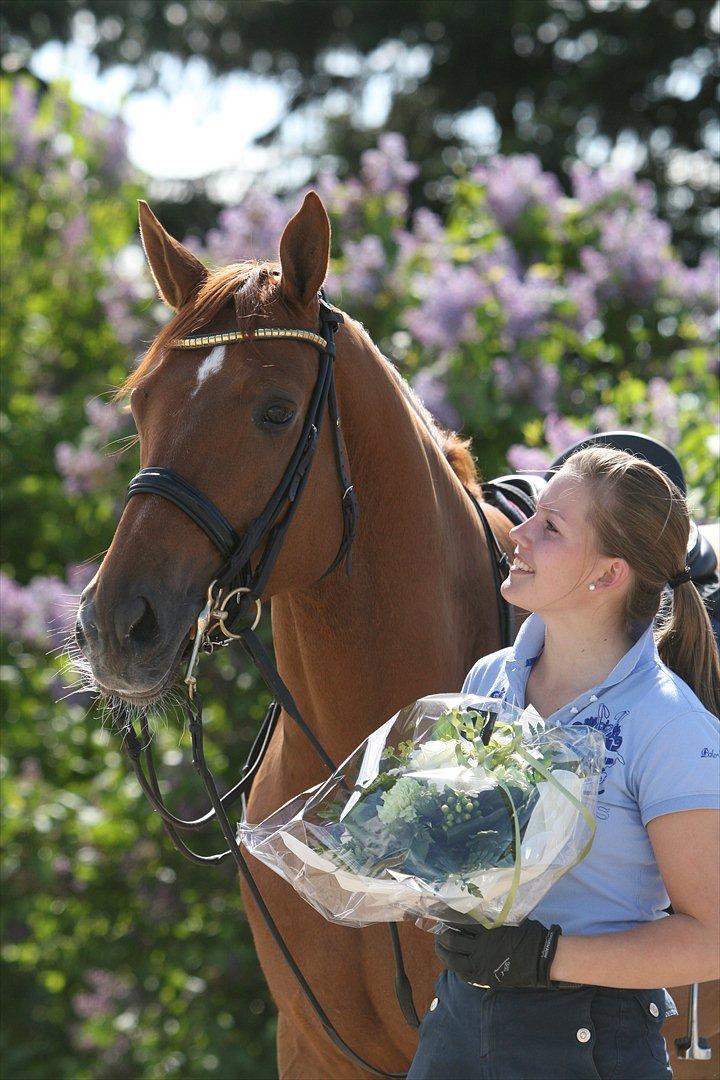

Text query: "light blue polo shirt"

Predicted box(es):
[462, 613, 720, 936]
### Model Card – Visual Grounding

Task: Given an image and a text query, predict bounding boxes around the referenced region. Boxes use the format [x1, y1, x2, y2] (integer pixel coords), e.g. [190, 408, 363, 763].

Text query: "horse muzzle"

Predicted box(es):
[75, 583, 197, 700]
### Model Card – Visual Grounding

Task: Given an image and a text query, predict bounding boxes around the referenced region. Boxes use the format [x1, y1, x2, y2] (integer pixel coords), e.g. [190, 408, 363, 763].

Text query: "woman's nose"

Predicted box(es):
[509, 520, 531, 546]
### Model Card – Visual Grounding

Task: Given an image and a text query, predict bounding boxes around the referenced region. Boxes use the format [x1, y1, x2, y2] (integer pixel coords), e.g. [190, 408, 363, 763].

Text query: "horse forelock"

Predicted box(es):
[118, 260, 282, 398]
[117, 267, 483, 496]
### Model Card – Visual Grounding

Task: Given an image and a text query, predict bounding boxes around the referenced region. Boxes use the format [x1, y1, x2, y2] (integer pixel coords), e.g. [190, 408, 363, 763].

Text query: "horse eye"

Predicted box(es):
[263, 404, 294, 425]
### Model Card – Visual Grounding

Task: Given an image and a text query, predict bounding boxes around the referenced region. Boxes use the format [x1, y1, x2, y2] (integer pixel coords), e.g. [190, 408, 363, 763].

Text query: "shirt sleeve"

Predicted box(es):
[632, 710, 720, 827]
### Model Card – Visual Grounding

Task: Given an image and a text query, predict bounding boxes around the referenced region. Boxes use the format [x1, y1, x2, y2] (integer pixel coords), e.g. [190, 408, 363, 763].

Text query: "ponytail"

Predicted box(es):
[655, 580, 720, 716]
[561, 447, 720, 716]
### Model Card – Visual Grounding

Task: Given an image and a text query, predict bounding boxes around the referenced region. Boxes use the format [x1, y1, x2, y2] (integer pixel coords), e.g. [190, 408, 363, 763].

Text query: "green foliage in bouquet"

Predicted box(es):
[316, 709, 555, 882]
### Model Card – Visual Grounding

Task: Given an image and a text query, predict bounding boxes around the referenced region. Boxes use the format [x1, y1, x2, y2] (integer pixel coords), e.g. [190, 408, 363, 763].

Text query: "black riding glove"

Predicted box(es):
[434, 918, 563, 989]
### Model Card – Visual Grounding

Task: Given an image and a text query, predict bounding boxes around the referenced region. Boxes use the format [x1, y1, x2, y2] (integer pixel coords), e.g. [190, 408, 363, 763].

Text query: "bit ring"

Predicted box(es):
[214, 586, 262, 638]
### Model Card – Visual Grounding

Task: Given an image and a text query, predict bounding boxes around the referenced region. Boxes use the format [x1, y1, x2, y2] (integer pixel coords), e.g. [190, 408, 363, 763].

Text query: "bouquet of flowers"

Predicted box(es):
[238, 694, 605, 929]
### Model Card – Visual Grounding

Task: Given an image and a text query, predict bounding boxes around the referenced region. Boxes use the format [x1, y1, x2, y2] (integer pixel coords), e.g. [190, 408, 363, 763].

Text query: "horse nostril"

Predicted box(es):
[116, 595, 159, 647]
[75, 618, 87, 649]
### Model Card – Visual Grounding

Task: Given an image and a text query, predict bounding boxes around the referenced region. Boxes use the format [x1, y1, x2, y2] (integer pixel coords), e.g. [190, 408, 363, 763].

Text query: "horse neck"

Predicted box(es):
[270, 319, 505, 771]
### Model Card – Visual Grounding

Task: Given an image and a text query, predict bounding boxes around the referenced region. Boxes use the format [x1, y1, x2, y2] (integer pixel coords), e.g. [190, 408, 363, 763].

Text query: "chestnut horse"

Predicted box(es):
[77, 191, 718, 1077]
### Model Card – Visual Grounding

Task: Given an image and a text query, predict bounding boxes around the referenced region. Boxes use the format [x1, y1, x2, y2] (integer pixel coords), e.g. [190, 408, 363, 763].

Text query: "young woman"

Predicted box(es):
[408, 446, 720, 1080]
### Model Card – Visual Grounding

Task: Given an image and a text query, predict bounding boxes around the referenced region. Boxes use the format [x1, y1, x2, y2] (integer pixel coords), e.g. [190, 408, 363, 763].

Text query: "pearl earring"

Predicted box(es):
[588, 583, 596, 591]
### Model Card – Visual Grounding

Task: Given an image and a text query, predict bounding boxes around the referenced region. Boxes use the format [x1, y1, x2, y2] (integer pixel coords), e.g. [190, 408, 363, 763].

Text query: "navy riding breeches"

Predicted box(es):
[408, 970, 678, 1080]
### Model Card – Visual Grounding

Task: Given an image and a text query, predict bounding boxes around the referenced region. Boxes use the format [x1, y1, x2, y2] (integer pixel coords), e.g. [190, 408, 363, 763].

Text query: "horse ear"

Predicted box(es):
[138, 200, 207, 311]
[279, 191, 330, 308]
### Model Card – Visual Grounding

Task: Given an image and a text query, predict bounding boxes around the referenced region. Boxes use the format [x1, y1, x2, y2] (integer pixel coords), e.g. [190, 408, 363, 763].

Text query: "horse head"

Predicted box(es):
[76, 192, 350, 704]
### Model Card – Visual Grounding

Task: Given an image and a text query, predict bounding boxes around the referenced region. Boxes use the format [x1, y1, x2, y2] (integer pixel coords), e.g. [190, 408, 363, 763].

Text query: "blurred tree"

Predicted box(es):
[1, 0, 717, 260]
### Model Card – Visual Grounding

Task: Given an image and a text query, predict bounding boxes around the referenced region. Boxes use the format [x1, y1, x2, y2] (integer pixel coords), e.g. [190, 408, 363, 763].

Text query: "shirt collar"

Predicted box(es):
[506, 612, 659, 692]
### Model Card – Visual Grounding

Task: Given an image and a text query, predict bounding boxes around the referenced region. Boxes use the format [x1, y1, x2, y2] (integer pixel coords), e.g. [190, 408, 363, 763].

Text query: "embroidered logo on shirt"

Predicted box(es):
[700, 747, 719, 758]
[493, 957, 511, 982]
[572, 704, 627, 819]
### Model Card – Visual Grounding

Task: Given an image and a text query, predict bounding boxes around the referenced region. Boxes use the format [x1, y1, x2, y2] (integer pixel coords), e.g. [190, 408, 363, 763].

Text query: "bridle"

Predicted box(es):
[118, 293, 513, 1078]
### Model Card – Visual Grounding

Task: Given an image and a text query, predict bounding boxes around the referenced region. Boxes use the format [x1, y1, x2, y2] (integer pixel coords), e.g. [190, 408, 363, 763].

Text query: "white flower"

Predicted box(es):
[377, 778, 423, 825]
[407, 740, 459, 772]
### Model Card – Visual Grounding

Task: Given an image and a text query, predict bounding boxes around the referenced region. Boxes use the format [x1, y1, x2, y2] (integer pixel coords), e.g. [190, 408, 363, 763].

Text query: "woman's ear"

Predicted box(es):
[138, 200, 207, 311]
[597, 558, 633, 591]
[279, 191, 331, 309]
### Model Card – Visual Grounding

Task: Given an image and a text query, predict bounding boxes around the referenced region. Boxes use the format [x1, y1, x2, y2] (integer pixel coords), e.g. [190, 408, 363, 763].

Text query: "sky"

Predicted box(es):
[31, 40, 287, 181]
[28, 16, 719, 207]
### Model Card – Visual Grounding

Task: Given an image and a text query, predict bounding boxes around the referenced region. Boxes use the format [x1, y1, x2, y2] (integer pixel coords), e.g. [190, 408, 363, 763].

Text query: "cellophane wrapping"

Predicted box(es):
[238, 694, 605, 929]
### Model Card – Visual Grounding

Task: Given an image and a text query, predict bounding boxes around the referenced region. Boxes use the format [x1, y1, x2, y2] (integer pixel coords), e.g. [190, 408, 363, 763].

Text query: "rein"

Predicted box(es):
[119, 294, 514, 1078]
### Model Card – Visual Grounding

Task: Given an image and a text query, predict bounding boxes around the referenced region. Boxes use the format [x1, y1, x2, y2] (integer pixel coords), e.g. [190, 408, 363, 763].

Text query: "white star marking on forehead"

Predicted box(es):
[191, 345, 226, 396]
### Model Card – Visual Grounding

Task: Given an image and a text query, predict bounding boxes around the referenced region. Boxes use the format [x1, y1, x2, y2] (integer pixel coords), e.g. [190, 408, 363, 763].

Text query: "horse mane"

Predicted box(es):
[119, 261, 484, 498]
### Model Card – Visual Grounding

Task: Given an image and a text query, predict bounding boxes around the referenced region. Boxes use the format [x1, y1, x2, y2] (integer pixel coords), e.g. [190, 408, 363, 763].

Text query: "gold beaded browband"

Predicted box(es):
[169, 328, 329, 350]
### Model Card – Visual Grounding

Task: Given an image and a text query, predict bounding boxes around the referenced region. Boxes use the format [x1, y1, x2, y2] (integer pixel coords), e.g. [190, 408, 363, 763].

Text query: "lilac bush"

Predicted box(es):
[473, 154, 564, 230]
[0, 564, 97, 648]
[90, 133, 717, 519]
[54, 397, 126, 495]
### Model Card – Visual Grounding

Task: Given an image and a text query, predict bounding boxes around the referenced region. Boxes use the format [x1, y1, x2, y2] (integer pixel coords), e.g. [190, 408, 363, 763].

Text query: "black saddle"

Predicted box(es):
[481, 431, 719, 635]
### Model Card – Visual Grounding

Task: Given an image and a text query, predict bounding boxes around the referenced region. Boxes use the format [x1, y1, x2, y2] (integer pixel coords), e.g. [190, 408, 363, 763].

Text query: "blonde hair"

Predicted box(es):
[558, 446, 720, 716]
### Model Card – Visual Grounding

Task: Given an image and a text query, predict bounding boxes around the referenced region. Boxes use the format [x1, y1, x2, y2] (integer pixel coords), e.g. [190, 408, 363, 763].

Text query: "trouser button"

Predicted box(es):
[649, 1002, 659, 1017]
[576, 1027, 591, 1043]
[429, 998, 438, 1011]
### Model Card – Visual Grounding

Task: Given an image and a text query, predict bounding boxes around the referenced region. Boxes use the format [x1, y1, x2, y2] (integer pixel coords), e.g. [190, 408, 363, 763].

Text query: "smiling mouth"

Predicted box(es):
[509, 556, 535, 575]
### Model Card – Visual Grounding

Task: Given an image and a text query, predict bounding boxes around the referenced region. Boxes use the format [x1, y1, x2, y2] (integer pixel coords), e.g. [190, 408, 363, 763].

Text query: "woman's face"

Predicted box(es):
[501, 472, 609, 615]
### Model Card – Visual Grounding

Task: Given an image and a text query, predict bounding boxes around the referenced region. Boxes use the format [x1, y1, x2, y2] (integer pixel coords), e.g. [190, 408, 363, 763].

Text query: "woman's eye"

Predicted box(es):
[262, 404, 295, 426]
[544, 520, 557, 532]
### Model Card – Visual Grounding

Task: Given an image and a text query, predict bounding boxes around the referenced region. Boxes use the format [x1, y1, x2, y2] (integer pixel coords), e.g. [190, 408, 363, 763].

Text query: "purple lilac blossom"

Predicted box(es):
[360, 133, 419, 196]
[646, 377, 680, 445]
[100, 116, 130, 181]
[570, 161, 654, 209]
[392, 208, 448, 277]
[472, 235, 522, 279]
[473, 154, 563, 230]
[506, 445, 552, 472]
[581, 209, 674, 304]
[333, 234, 386, 303]
[9, 79, 40, 168]
[202, 190, 289, 264]
[0, 571, 74, 647]
[544, 412, 592, 456]
[54, 442, 115, 495]
[410, 368, 461, 430]
[405, 264, 489, 353]
[0, 573, 38, 643]
[592, 404, 621, 431]
[59, 213, 90, 252]
[72, 970, 129, 1021]
[493, 268, 555, 343]
[315, 171, 366, 235]
[670, 250, 720, 309]
[84, 398, 124, 441]
[564, 271, 599, 332]
[491, 356, 560, 413]
[0, 564, 98, 649]
[98, 257, 156, 347]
